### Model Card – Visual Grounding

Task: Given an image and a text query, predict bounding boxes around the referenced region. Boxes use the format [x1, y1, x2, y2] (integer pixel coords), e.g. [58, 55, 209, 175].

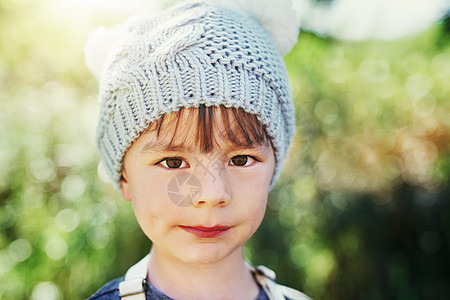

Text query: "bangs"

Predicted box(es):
[145, 105, 270, 152]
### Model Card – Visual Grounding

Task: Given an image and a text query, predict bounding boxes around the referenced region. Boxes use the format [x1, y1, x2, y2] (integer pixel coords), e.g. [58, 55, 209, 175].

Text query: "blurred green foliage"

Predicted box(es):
[0, 0, 449, 299]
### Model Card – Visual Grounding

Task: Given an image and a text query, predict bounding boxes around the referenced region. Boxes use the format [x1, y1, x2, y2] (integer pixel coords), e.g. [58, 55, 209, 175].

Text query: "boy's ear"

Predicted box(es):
[120, 173, 132, 202]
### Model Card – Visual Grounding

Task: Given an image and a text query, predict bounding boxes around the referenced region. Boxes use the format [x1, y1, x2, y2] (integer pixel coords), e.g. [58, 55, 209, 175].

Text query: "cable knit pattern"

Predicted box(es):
[95, 1, 295, 188]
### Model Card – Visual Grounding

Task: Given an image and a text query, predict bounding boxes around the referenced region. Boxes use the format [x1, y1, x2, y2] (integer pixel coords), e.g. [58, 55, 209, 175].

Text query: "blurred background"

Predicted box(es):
[0, 0, 449, 299]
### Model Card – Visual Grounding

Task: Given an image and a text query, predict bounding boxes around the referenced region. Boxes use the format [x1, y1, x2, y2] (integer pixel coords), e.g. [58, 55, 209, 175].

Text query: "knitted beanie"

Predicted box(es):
[85, 0, 300, 188]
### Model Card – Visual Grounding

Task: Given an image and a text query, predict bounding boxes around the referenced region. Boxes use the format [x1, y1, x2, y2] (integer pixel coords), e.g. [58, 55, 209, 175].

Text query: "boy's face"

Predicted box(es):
[120, 109, 275, 265]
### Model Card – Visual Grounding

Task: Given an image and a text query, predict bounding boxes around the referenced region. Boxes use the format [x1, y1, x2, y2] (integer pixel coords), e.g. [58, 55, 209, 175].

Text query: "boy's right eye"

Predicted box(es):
[159, 157, 188, 169]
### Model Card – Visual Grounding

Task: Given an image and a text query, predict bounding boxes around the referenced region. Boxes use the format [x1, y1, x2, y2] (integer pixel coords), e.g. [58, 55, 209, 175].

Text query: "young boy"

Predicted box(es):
[85, 1, 310, 299]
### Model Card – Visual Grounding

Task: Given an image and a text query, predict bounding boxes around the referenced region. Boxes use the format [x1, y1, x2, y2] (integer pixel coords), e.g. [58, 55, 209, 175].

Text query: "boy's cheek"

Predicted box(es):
[126, 176, 174, 207]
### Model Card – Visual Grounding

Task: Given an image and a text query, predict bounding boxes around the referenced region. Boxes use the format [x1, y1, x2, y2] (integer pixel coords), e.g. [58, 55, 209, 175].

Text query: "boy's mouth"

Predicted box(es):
[179, 225, 231, 238]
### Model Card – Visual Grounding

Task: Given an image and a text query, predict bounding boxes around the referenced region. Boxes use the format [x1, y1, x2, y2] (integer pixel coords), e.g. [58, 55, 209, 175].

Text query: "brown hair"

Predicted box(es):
[145, 104, 270, 152]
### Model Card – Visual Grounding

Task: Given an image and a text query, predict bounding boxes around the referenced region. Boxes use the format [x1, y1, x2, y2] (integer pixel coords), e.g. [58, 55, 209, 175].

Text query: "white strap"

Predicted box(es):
[250, 265, 285, 300]
[118, 254, 150, 300]
[278, 285, 312, 300]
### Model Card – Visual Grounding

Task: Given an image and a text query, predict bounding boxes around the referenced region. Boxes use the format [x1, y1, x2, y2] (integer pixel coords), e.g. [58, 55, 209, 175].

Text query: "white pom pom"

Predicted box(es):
[209, 0, 300, 55]
[83, 0, 301, 79]
[84, 24, 128, 80]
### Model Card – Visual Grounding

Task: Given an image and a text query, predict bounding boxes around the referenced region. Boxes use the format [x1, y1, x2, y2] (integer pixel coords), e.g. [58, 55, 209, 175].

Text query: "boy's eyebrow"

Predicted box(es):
[141, 140, 193, 154]
[223, 143, 268, 152]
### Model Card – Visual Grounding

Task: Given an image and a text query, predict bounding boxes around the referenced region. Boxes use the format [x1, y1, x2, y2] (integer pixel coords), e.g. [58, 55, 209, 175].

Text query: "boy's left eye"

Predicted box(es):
[230, 155, 255, 166]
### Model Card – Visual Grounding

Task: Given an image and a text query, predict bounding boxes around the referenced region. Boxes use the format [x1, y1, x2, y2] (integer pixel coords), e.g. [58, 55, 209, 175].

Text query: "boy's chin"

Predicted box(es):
[175, 243, 244, 265]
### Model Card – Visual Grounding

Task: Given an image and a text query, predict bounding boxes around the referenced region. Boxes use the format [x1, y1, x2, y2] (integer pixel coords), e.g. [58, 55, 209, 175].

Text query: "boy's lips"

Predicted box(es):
[179, 225, 231, 238]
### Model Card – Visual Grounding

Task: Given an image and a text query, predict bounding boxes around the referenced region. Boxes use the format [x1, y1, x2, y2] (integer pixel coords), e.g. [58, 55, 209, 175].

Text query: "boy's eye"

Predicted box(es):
[160, 157, 187, 169]
[230, 155, 253, 166]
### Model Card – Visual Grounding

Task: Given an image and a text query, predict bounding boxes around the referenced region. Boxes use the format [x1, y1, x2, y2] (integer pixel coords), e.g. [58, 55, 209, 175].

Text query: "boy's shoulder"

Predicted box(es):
[86, 264, 311, 300]
[254, 265, 312, 300]
[277, 284, 312, 300]
[87, 277, 123, 300]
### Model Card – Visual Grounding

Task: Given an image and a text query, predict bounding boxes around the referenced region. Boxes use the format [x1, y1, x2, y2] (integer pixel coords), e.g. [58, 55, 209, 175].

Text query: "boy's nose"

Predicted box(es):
[192, 169, 230, 208]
